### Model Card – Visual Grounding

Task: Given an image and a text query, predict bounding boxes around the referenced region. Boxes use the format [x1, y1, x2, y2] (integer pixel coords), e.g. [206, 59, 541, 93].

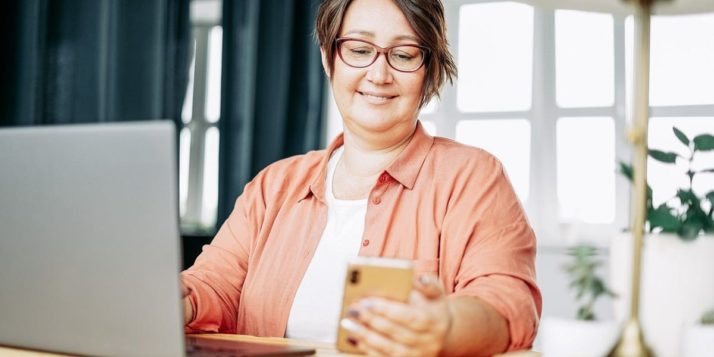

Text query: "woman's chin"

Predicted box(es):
[347, 117, 414, 135]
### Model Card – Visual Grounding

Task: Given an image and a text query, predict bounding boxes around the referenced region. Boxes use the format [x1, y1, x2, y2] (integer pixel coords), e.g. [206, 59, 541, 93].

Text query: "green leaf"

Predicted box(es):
[693, 134, 714, 151]
[678, 221, 703, 241]
[673, 126, 690, 146]
[677, 189, 700, 206]
[618, 161, 633, 182]
[577, 306, 595, 321]
[649, 149, 679, 164]
[701, 309, 714, 325]
[649, 205, 680, 232]
[706, 191, 714, 204]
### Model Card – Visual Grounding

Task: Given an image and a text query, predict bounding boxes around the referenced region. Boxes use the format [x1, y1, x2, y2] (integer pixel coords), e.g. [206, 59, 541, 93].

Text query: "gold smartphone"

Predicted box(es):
[335, 257, 414, 353]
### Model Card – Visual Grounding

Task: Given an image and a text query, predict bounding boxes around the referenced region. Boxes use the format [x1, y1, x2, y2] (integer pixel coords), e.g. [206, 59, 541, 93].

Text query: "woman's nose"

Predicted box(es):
[365, 53, 393, 84]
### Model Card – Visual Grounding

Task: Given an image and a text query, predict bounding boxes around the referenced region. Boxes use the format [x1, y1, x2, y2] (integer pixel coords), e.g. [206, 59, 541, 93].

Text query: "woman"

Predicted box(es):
[181, 0, 541, 355]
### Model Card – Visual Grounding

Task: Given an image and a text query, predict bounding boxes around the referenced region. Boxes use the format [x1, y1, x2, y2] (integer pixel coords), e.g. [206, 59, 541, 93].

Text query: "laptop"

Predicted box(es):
[0, 122, 314, 357]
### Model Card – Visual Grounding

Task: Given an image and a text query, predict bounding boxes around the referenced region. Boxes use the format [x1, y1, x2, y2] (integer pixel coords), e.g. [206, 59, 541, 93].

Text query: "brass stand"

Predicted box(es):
[609, 0, 659, 356]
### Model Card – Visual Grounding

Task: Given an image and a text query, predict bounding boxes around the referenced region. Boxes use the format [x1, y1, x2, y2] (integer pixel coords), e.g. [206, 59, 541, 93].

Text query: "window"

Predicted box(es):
[458, 2, 534, 112]
[323, 1, 714, 246]
[555, 10, 614, 108]
[180, 0, 223, 234]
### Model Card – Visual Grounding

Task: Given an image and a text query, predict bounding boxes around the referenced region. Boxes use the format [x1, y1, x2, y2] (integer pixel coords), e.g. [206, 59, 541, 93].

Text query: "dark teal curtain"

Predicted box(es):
[218, 0, 326, 224]
[0, 0, 190, 126]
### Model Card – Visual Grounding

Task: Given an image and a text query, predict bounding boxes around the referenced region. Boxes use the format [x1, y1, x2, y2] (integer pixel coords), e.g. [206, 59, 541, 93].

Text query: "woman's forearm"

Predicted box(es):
[441, 296, 509, 356]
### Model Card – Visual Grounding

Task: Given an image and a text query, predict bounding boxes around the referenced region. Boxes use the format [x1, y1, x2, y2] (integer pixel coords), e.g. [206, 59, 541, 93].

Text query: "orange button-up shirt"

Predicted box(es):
[182, 122, 542, 351]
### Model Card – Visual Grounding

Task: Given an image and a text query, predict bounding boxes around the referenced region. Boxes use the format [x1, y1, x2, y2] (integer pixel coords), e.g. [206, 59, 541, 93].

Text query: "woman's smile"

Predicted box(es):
[357, 90, 398, 105]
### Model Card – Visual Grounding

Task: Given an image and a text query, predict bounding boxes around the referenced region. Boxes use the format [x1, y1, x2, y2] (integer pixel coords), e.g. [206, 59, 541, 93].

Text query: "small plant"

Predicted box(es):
[619, 126, 714, 240]
[564, 245, 615, 321]
[701, 309, 714, 325]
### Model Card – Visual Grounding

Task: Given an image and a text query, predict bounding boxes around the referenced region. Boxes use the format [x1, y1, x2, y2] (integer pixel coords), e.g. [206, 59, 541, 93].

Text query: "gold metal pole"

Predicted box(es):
[609, 0, 656, 356]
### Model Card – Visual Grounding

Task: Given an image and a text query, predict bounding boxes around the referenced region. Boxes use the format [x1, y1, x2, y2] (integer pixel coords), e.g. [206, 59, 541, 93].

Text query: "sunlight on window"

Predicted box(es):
[458, 2, 533, 112]
[555, 10, 614, 108]
[182, 39, 196, 124]
[557, 117, 615, 224]
[420, 99, 438, 115]
[201, 127, 219, 227]
[205, 26, 223, 123]
[648, 117, 714, 208]
[324, 84, 343, 145]
[420, 120, 436, 136]
[626, 14, 714, 106]
[179, 128, 191, 217]
[455, 119, 531, 201]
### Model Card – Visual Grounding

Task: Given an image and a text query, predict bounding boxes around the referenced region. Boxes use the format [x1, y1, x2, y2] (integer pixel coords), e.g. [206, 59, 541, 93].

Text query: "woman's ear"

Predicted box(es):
[320, 47, 331, 79]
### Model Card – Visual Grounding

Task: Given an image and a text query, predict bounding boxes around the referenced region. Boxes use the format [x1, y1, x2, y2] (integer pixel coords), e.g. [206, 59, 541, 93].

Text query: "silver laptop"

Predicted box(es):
[0, 122, 313, 357]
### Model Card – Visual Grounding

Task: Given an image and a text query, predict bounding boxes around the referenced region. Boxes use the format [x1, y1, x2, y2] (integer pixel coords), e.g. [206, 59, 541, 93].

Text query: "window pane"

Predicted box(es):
[324, 84, 343, 145]
[205, 26, 223, 123]
[179, 128, 191, 217]
[648, 117, 714, 207]
[458, 2, 533, 112]
[626, 14, 714, 106]
[182, 39, 196, 124]
[420, 99, 438, 115]
[455, 119, 531, 200]
[557, 117, 615, 224]
[421, 120, 436, 136]
[201, 127, 219, 228]
[555, 10, 614, 108]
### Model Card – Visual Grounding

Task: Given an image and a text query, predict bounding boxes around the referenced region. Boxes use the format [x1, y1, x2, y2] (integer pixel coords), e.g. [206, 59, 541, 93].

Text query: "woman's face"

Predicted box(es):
[324, 0, 425, 137]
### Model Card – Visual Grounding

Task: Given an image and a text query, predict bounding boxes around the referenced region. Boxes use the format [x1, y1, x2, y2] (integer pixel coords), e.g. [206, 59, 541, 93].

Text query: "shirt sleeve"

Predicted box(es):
[444, 156, 542, 351]
[451, 221, 541, 351]
[180, 178, 264, 333]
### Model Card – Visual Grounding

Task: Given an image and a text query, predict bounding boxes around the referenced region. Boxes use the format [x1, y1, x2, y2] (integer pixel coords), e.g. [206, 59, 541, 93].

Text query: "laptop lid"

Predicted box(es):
[0, 122, 185, 357]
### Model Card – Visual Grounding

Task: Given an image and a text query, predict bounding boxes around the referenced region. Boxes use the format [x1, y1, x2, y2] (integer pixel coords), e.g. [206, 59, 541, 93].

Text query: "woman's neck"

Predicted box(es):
[339, 122, 417, 178]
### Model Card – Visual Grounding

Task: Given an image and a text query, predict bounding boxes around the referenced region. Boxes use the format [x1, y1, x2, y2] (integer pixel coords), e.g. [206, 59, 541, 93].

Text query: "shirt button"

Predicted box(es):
[362, 239, 370, 247]
[371, 197, 381, 205]
[379, 173, 389, 183]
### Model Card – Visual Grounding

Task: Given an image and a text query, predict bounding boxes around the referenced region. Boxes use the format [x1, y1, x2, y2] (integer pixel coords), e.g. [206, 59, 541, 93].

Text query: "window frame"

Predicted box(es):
[180, 0, 222, 234]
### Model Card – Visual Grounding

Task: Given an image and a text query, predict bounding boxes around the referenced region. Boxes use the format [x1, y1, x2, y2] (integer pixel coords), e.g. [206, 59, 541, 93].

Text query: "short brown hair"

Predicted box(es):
[315, 0, 457, 107]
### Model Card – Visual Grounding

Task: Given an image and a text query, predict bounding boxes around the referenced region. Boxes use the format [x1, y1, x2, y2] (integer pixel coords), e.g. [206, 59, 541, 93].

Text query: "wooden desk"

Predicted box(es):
[0, 334, 541, 356]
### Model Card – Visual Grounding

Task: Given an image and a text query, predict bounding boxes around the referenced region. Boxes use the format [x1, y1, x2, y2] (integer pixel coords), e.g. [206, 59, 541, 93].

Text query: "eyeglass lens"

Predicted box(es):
[339, 40, 424, 72]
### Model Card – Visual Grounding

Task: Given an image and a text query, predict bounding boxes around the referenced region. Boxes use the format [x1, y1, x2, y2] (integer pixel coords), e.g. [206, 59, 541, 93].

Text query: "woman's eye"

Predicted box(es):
[350, 48, 373, 55]
[392, 52, 415, 61]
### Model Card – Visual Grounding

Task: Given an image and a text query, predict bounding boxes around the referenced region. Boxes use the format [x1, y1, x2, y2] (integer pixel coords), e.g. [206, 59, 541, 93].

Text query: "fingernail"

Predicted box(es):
[361, 299, 375, 310]
[347, 308, 360, 319]
[347, 337, 358, 346]
[419, 275, 430, 286]
[340, 318, 360, 332]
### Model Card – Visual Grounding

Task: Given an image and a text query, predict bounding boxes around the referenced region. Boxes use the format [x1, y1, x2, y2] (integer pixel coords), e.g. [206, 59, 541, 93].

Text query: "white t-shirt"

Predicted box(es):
[285, 146, 367, 342]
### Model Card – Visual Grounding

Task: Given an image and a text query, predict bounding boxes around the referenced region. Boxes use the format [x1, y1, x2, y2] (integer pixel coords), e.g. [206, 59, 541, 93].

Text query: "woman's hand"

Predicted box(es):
[340, 275, 453, 357]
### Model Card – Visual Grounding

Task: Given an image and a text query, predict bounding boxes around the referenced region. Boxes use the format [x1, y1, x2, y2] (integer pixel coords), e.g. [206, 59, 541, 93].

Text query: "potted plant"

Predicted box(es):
[682, 309, 714, 357]
[541, 245, 618, 357]
[610, 126, 714, 356]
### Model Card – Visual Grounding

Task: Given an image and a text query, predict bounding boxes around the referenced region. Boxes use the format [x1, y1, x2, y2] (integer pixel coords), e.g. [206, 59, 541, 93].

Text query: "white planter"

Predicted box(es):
[682, 324, 714, 357]
[540, 317, 618, 357]
[610, 233, 714, 357]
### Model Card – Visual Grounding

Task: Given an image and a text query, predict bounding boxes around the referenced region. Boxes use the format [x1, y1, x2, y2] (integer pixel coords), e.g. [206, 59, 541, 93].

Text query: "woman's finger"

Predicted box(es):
[340, 318, 416, 357]
[355, 303, 422, 346]
[355, 298, 432, 332]
[413, 274, 444, 300]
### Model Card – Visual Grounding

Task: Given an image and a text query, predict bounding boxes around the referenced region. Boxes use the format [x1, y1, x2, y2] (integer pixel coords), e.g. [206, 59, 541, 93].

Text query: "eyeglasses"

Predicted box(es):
[335, 38, 430, 73]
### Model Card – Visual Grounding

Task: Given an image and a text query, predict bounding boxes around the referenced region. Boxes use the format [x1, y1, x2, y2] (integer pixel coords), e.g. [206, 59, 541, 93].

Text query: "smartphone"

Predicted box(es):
[335, 257, 414, 353]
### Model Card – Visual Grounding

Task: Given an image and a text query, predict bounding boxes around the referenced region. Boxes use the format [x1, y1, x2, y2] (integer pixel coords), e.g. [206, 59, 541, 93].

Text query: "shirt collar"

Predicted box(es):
[298, 121, 434, 202]
[384, 121, 434, 190]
